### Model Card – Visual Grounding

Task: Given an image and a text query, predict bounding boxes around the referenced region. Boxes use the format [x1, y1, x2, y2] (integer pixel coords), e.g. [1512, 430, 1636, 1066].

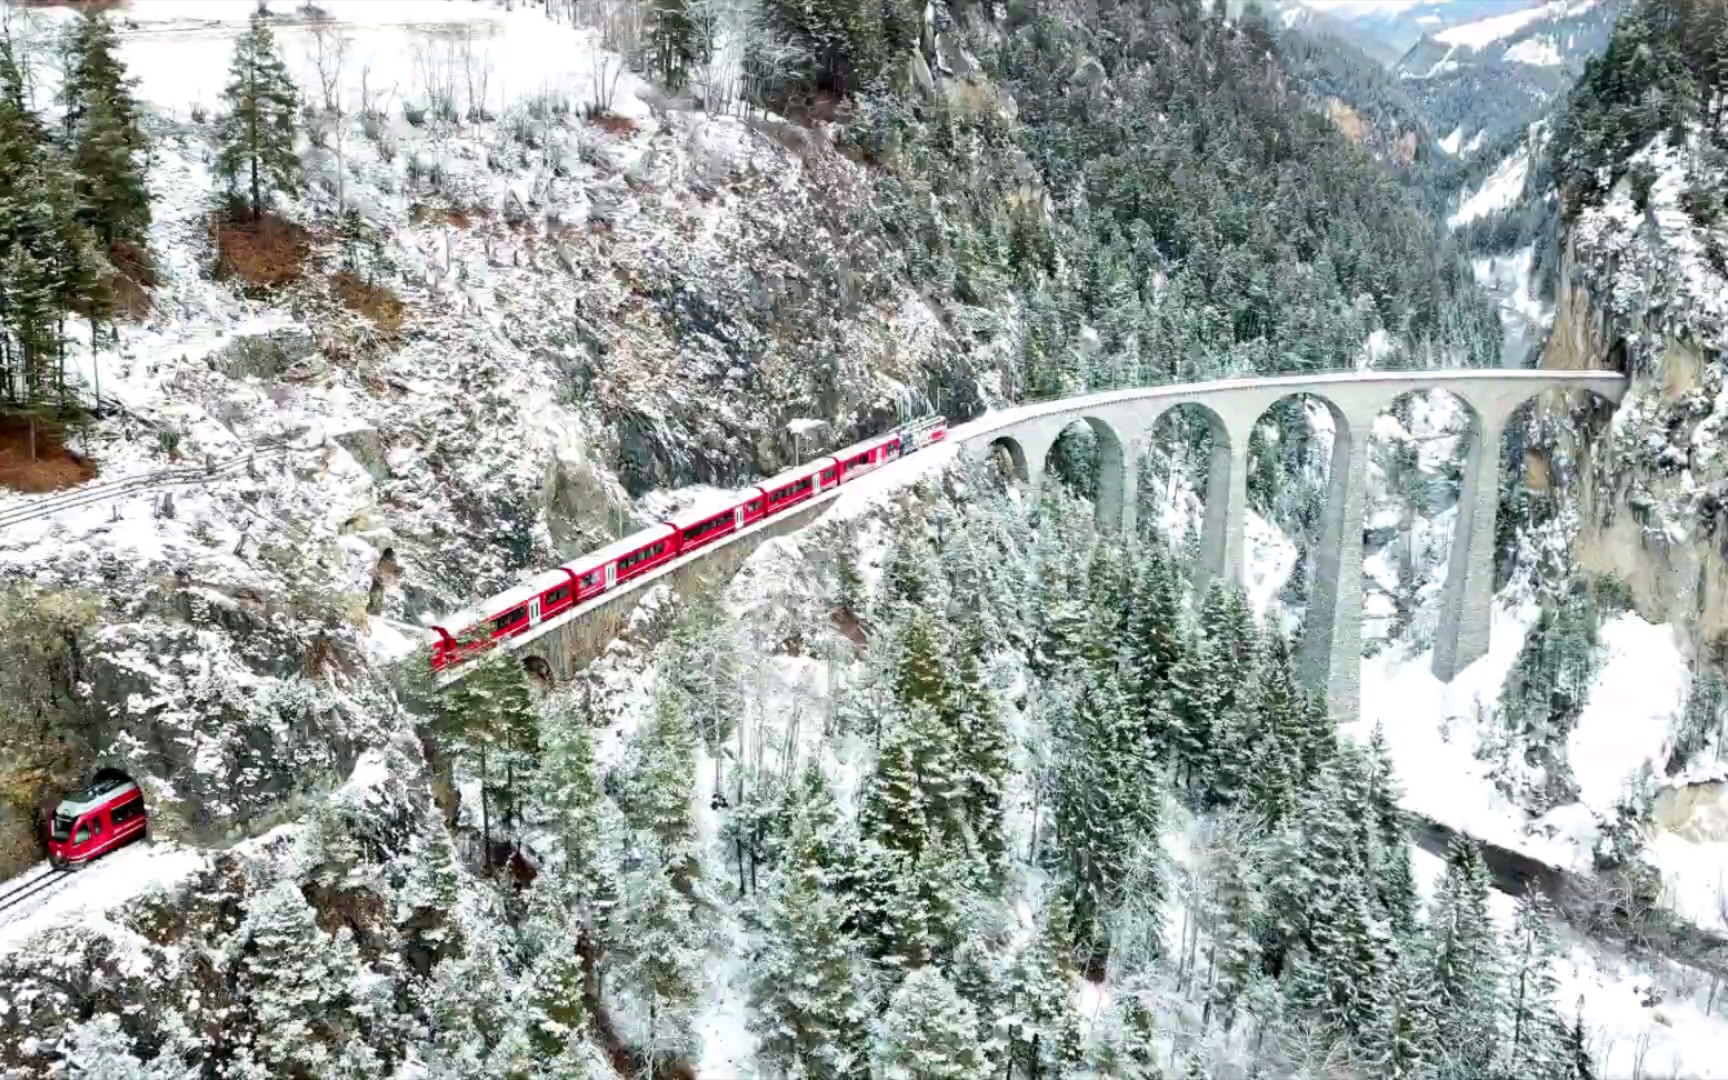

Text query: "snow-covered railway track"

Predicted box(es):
[0, 867, 72, 920]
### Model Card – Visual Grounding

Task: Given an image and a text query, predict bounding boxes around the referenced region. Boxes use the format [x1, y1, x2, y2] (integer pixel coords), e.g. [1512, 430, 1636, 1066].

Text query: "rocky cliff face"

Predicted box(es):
[1539, 137, 1728, 664]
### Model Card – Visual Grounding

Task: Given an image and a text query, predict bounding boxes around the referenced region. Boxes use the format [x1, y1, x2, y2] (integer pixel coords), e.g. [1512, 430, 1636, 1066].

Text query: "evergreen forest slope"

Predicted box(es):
[8, 0, 1727, 1077]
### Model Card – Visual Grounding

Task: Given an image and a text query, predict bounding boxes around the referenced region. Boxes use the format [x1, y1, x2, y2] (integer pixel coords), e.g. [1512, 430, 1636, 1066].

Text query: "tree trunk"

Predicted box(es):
[480, 741, 492, 872]
[249, 68, 261, 220]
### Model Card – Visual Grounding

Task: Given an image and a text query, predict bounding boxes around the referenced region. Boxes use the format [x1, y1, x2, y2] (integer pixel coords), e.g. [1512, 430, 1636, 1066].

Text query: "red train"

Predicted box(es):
[47, 769, 148, 869]
[429, 418, 948, 672]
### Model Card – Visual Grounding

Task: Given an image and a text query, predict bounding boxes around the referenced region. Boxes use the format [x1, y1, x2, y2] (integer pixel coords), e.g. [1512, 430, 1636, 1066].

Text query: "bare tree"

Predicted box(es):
[688, 0, 752, 116]
[309, 21, 351, 212]
[578, 0, 646, 117]
[458, 25, 494, 123]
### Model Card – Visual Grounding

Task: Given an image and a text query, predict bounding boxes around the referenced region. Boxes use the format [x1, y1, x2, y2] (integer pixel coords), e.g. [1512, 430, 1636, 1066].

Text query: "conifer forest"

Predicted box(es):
[1, 0, 1728, 1077]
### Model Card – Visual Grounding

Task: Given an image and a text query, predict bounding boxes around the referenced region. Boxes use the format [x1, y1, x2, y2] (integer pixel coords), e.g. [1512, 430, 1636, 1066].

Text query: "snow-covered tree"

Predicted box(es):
[61, 1013, 191, 1080]
[61, 14, 149, 247]
[228, 880, 374, 1078]
[613, 845, 704, 1076]
[873, 967, 994, 1079]
[662, 591, 744, 755]
[748, 820, 873, 1077]
[216, 13, 300, 220]
[1428, 836, 1503, 1078]
[1049, 672, 1162, 966]
[995, 900, 1083, 1078]
[1503, 891, 1569, 1080]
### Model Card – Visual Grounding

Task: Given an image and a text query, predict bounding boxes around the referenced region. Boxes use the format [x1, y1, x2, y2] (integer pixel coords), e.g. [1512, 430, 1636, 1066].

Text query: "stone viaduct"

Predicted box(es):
[445, 368, 1627, 722]
[956, 368, 1628, 720]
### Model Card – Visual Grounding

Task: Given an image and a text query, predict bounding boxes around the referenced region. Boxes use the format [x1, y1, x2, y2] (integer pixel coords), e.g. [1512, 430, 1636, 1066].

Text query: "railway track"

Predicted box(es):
[0, 866, 71, 918]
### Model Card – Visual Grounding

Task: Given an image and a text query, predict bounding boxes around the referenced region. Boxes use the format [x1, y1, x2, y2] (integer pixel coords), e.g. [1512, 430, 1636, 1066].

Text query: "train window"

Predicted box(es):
[492, 607, 527, 633]
[849, 453, 871, 467]
[51, 814, 72, 840]
[795, 478, 812, 494]
[821, 468, 837, 483]
[74, 823, 90, 844]
[685, 515, 729, 543]
[746, 499, 762, 513]
[580, 571, 599, 587]
[91, 818, 103, 837]
[112, 800, 142, 826]
[544, 585, 571, 606]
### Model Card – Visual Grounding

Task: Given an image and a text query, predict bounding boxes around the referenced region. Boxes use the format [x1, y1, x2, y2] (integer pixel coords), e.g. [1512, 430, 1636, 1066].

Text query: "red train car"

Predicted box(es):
[430, 565, 580, 670]
[48, 770, 146, 869]
[427, 416, 948, 674]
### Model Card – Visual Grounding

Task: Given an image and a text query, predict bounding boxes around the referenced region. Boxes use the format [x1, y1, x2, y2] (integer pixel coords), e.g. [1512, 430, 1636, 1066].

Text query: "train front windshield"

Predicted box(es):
[51, 814, 74, 842]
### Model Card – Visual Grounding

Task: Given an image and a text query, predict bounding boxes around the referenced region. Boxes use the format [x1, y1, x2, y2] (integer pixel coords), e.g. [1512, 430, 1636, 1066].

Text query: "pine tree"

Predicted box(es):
[439, 651, 539, 865]
[1504, 891, 1568, 1080]
[63, 1015, 154, 1080]
[614, 844, 704, 1075]
[859, 700, 965, 862]
[537, 695, 603, 879]
[1125, 549, 1185, 728]
[1049, 673, 1162, 966]
[1429, 836, 1502, 1078]
[1085, 985, 1163, 1079]
[1370, 950, 1441, 1080]
[748, 828, 872, 1078]
[231, 880, 371, 1076]
[873, 967, 993, 1079]
[215, 13, 300, 220]
[1280, 760, 1394, 1040]
[62, 14, 149, 248]
[520, 884, 594, 1064]
[622, 687, 698, 855]
[0, 39, 104, 408]
[996, 900, 1083, 1079]
[663, 591, 743, 753]
[648, 0, 703, 91]
[895, 609, 952, 714]
[945, 627, 1012, 873]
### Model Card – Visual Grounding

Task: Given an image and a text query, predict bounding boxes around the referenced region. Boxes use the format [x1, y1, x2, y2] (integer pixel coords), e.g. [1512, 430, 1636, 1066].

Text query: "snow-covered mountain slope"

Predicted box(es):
[1395, 0, 1619, 151]
[1270, 0, 1550, 66]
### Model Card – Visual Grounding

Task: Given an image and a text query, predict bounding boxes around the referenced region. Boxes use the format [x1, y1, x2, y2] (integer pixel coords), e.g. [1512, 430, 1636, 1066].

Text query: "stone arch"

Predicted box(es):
[1363, 388, 1485, 658]
[989, 435, 1030, 484]
[522, 653, 553, 685]
[1607, 337, 1630, 375]
[1243, 390, 1362, 690]
[1140, 401, 1233, 569]
[1043, 414, 1129, 531]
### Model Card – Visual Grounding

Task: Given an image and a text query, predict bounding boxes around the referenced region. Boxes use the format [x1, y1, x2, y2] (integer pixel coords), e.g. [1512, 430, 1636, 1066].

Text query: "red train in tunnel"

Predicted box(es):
[46, 768, 148, 869]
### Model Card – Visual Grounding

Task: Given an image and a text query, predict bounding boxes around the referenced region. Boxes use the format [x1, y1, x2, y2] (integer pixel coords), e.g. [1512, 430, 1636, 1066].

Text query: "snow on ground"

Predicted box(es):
[1505, 34, 1564, 66]
[1439, 126, 1465, 156]
[1244, 511, 1297, 625]
[1434, 0, 1596, 50]
[1360, 595, 1728, 940]
[1473, 246, 1552, 343]
[1569, 615, 1689, 816]
[1354, 600, 1592, 862]
[18, 0, 654, 128]
[0, 845, 209, 956]
[1450, 146, 1531, 228]
[1464, 129, 1487, 156]
[1411, 844, 1728, 1080]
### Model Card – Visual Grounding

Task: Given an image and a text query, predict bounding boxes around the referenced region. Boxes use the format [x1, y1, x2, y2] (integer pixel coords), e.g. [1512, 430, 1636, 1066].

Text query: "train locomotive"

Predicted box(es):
[47, 768, 148, 869]
[429, 417, 947, 672]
